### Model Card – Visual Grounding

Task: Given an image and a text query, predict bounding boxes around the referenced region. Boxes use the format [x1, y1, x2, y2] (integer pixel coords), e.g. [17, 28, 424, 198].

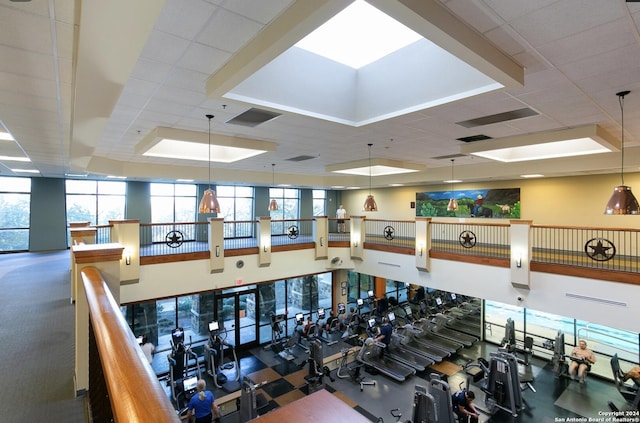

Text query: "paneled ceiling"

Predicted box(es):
[1, 0, 640, 189]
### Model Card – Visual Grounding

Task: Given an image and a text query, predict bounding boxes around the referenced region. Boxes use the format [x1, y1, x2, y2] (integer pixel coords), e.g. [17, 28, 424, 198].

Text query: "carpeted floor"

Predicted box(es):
[0, 251, 86, 422]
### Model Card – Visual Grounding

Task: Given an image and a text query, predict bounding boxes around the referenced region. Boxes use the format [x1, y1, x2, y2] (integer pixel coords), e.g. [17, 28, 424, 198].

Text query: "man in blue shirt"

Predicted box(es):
[452, 389, 479, 423]
[375, 317, 393, 358]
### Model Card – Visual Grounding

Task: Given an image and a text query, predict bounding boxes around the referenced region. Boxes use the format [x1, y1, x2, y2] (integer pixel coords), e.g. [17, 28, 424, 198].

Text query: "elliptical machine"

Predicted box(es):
[267, 313, 296, 361]
[168, 327, 202, 407]
[204, 320, 240, 393]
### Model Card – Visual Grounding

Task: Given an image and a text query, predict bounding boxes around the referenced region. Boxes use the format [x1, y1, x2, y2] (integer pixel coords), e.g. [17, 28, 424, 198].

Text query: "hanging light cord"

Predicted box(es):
[619, 92, 626, 186]
[451, 159, 455, 191]
[368, 143, 373, 195]
[206, 114, 214, 189]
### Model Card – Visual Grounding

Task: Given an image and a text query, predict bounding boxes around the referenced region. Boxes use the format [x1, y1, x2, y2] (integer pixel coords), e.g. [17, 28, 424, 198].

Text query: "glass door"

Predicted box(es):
[216, 289, 258, 350]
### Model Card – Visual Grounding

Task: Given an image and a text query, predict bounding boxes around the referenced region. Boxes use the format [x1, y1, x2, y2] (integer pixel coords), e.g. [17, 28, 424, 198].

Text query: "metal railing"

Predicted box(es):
[430, 221, 510, 259]
[90, 218, 640, 276]
[532, 225, 640, 273]
[140, 222, 209, 257]
[271, 218, 314, 247]
[364, 219, 415, 249]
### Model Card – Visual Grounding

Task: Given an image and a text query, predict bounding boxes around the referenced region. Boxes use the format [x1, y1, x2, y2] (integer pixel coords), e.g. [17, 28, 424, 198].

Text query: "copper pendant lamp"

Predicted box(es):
[604, 91, 639, 215]
[268, 163, 279, 211]
[198, 114, 221, 213]
[363, 143, 378, 212]
[446, 159, 459, 212]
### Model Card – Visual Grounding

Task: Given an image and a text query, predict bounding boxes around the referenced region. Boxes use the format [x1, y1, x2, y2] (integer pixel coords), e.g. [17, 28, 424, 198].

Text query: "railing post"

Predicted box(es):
[415, 217, 432, 271]
[71, 244, 124, 395]
[314, 216, 328, 259]
[259, 217, 271, 266]
[209, 217, 225, 272]
[350, 216, 365, 260]
[510, 220, 532, 289]
[110, 219, 140, 284]
[69, 226, 97, 303]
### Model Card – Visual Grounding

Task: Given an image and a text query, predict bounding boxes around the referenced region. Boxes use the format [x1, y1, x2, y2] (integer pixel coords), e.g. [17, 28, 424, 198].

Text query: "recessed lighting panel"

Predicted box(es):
[146, 139, 268, 163]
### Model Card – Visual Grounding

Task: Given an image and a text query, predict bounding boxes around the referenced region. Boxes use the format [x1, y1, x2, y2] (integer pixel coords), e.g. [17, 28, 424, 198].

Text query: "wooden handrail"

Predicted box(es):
[82, 267, 180, 423]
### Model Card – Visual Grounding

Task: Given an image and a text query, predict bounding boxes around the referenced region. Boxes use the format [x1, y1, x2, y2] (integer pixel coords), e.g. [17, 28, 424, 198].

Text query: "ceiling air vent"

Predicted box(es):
[432, 153, 467, 160]
[286, 155, 316, 162]
[226, 108, 281, 127]
[456, 108, 538, 128]
[456, 135, 492, 143]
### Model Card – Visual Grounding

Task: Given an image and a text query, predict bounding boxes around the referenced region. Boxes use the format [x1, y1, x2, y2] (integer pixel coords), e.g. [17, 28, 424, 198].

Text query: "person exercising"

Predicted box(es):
[568, 339, 596, 383]
[374, 317, 393, 358]
[325, 309, 339, 332]
[186, 379, 221, 423]
[140, 336, 155, 365]
[623, 365, 640, 386]
[452, 389, 479, 423]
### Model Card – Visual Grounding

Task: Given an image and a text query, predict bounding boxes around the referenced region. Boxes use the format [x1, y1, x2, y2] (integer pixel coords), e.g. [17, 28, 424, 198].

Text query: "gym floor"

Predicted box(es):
[161, 336, 635, 422]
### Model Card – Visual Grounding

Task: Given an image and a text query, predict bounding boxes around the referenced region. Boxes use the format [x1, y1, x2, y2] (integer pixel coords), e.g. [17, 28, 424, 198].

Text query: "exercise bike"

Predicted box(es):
[204, 320, 240, 393]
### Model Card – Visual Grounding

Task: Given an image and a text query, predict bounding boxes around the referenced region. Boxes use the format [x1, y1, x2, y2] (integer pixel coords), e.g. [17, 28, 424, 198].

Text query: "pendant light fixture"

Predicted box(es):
[605, 90, 639, 215]
[446, 159, 459, 212]
[268, 163, 279, 211]
[198, 114, 221, 214]
[363, 143, 378, 212]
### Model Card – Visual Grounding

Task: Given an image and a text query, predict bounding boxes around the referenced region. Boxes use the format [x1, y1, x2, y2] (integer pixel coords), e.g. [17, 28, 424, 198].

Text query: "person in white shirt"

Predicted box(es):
[140, 336, 155, 365]
[336, 204, 347, 233]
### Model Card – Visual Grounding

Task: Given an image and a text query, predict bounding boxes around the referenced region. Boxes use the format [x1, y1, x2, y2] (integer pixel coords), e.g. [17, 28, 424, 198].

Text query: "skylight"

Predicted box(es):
[295, 0, 422, 69]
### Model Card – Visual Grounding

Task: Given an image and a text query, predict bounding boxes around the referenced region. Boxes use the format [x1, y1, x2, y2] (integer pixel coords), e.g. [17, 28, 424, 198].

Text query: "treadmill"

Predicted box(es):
[410, 320, 464, 355]
[356, 336, 416, 383]
[385, 312, 435, 371]
[435, 313, 482, 338]
[425, 318, 478, 347]
[395, 325, 448, 363]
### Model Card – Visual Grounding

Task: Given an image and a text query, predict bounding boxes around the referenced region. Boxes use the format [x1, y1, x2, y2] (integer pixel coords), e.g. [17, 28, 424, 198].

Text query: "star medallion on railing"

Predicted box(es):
[584, 238, 616, 261]
[459, 230, 477, 249]
[287, 225, 299, 239]
[165, 230, 184, 248]
[383, 226, 395, 240]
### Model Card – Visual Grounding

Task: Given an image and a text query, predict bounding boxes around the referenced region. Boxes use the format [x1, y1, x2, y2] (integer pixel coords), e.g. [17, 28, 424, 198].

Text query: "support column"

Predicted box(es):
[510, 220, 532, 289]
[415, 217, 432, 271]
[314, 216, 328, 260]
[350, 216, 364, 260]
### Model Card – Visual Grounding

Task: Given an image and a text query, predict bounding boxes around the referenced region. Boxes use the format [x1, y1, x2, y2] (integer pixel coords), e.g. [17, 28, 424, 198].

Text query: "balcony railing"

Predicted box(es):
[91, 218, 640, 278]
[431, 221, 511, 260]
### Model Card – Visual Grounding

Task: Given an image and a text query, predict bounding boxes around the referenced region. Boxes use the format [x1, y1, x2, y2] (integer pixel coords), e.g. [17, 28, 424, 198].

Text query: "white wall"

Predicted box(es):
[122, 245, 639, 334]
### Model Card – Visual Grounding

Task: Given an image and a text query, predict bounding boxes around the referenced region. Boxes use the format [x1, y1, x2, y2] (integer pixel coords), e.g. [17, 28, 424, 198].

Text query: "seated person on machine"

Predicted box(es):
[451, 389, 479, 423]
[623, 365, 640, 387]
[568, 339, 596, 383]
[297, 316, 315, 342]
[325, 309, 340, 332]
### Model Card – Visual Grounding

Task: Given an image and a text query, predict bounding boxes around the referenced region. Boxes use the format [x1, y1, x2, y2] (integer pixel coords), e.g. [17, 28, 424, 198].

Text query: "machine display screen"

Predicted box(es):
[209, 321, 219, 332]
[368, 318, 376, 328]
[183, 376, 198, 392]
[367, 290, 374, 298]
[317, 308, 325, 319]
[357, 298, 364, 306]
[136, 336, 143, 345]
[338, 303, 345, 313]
[295, 313, 304, 323]
[388, 312, 395, 322]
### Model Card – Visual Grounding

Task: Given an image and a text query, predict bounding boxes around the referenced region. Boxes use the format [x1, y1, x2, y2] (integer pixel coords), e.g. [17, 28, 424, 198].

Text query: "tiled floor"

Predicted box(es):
[161, 336, 636, 422]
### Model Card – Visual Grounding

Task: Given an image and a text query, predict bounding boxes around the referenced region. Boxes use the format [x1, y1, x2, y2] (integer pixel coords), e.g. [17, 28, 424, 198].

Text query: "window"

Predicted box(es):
[150, 183, 196, 223]
[66, 180, 126, 225]
[312, 189, 326, 216]
[346, 271, 374, 314]
[0, 177, 30, 251]
[217, 186, 254, 238]
[269, 188, 300, 234]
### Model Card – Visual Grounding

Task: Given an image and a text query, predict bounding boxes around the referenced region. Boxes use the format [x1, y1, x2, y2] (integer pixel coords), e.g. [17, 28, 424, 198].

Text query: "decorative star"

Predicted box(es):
[587, 240, 611, 259]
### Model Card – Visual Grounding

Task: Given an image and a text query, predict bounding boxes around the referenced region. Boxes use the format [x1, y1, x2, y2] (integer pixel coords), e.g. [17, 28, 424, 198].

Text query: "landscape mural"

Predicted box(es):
[416, 188, 520, 218]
